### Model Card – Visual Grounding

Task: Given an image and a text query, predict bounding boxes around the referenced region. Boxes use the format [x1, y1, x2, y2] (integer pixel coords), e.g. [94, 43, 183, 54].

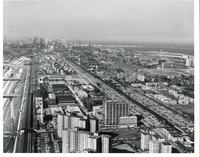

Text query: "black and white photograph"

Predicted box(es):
[2, 0, 199, 154]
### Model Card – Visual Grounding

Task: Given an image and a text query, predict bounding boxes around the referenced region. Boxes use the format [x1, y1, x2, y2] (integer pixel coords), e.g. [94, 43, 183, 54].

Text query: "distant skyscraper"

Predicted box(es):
[103, 100, 129, 127]
[33, 36, 40, 45]
[185, 56, 194, 67]
[3, 37, 8, 45]
[44, 38, 48, 46]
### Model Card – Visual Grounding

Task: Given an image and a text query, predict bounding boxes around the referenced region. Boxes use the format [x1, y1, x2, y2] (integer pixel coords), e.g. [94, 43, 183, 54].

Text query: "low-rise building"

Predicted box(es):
[119, 116, 137, 128]
[35, 97, 44, 123]
[56, 95, 77, 106]
[137, 74, 145, 82]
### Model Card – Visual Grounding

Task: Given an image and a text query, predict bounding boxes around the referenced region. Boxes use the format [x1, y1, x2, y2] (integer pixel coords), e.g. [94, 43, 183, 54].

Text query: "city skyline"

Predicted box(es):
[3, 0, 196, 154]
[4, 0, 194, 43]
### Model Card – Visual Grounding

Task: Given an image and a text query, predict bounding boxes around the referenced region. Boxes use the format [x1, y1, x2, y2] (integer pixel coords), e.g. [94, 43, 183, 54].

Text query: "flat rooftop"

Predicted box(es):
[52, 84, 70, 91]
[56, 95, 76, 104]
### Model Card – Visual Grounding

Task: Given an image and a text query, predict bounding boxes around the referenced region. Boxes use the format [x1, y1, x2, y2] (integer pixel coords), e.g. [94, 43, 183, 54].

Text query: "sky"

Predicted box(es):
[3, 0, 194, 43]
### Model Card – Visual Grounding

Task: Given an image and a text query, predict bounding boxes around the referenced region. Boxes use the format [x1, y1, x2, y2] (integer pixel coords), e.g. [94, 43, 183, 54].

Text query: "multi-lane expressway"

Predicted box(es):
[62, 57, 190, 132]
